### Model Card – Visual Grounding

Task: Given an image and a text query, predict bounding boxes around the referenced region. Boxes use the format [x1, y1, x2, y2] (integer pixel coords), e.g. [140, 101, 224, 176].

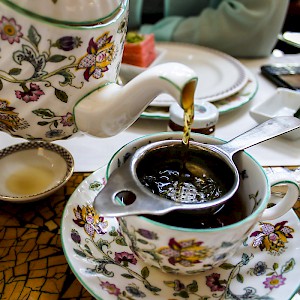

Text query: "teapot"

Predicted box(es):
[0, 0, 197, 141]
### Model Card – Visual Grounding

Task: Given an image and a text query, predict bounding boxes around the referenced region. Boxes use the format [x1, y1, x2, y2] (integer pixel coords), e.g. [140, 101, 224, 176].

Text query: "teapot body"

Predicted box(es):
[0, 0, 128, 140]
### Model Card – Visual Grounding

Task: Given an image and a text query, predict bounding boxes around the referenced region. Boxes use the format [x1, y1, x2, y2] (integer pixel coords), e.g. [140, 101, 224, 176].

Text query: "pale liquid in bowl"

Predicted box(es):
[6, 165, 55, 196]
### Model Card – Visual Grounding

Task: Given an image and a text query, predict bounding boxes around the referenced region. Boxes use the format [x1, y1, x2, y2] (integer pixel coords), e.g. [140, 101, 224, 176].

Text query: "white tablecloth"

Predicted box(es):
[1, 54, 300, 172]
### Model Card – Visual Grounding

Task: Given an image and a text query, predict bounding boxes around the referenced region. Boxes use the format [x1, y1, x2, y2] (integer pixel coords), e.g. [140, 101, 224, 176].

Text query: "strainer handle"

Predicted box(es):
[93, 165, 180, 217]
[218, 116, 300, 157]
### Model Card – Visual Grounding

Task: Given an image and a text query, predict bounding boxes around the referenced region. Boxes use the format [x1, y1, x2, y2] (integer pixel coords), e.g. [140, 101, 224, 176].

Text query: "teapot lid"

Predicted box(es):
[3, 0, 126, 25]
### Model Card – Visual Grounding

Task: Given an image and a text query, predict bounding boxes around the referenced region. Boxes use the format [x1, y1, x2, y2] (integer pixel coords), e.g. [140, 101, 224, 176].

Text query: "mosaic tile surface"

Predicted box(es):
[0, 170, 299, 300]
[0, 173, 95, 300]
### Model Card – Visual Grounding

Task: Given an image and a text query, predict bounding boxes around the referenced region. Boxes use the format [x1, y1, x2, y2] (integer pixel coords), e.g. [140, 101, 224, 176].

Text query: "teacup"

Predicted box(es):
[103, 132, 299, 275]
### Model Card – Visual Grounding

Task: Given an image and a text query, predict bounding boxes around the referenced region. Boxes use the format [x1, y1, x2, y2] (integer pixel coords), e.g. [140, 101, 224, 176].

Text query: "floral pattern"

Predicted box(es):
[62, 167, 300, 300]
[0, 99, 29, 133]
[158, 238, 211, 267]
[0, 8, 127, 140]
[0, 16, 23, 44]
[77, 32, 115, 81]
[250, 221, 294, 253]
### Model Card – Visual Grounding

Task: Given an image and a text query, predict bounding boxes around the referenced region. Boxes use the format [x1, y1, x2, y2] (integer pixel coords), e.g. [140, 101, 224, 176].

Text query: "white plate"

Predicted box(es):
[61, 166, 300, 300]
[147, 42, 248, 105]
[141, 69, 257, 118]
[250, 88, 300, 140]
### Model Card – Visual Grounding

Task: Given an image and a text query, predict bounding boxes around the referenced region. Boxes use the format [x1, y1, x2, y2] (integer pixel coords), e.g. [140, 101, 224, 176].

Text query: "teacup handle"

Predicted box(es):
[260, 172, 299, 221]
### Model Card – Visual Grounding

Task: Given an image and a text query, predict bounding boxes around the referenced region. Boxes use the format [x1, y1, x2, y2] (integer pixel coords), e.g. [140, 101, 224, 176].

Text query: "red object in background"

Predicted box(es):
[122, 33, 156, 67]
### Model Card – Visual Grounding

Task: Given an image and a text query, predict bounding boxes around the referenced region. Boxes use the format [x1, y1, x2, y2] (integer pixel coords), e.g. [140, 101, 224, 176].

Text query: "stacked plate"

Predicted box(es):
[121, 42, 258, 119]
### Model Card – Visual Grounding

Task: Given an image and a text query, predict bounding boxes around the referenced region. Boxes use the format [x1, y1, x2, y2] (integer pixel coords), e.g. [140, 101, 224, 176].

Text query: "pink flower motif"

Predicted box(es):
[114, 251, 137, 266]
[60, 112, 74, 127]
[0, 16, 23, 44]
[263, 274, 286, 290]
[15, 83, 45, 103]
[206, 273, 226, 292]
[100, 281, 121, 296]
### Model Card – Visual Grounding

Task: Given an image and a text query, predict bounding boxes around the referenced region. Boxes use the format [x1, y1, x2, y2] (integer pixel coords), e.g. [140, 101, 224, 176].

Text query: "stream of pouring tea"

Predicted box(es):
[176, 80, 195, 201]
[181, 81, 196, 146]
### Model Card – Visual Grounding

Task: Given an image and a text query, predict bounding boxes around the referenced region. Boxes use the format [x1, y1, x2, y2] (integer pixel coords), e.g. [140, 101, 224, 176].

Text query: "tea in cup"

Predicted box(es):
[97, 132, 299, 275]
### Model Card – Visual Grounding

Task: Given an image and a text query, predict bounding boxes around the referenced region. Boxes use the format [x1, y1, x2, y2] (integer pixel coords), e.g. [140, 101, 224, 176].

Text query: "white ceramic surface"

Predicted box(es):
[61, 165, 300, 300]
[4, 0, 123, 24]
[250, 88, 300, 140]
[142, 43, 249, 105]
[142, 69, 257, 118]
[0, 141, 74, 202]
[0, 1, 198, 141]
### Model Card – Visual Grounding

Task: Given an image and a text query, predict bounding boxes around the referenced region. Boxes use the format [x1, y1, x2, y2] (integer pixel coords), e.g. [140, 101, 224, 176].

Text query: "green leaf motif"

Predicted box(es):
[8, 68, 22, 76]
[236, 273, 244, 283]
[73, 248, 87, 258]
[54, 120, 58, 128]
[96, 238, 110, 249]
[121, 273, 134, 279]
[273, 262, 279, 270]
[0, 79, 3, 90]
[37, 121, 50, 126]
[84, 244, 92, 256]
[28, 25, 41, 48]
[57, 69, 75, 87]
[144, 283, 161, 293]
[109, 227, 118, 237]
[187, 280, 198, 293]
[219, 262, 235, 270]
[141, 266, 150, 279]
[48, 54, 67, 63]
[175, 290, 189, 298]
[137, 238, 148, 245]
[115, 236, 127, 246]
[33, 108, 55, 119]
[55, 88, 68, 102]
[281, 258, 295, 273]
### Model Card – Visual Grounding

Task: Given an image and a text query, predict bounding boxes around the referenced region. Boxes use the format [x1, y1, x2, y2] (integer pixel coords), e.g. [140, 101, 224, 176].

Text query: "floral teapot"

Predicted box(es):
[0, 0, 197, 141]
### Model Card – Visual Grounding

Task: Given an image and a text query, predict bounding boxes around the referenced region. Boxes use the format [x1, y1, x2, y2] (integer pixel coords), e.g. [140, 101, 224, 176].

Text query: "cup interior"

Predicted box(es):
[107, 132, 270, 230]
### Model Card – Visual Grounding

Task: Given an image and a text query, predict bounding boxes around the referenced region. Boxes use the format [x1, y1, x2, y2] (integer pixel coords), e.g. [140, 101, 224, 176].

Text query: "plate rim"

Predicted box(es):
[141, 69, 258, 119]
[150, 42, 249, 104]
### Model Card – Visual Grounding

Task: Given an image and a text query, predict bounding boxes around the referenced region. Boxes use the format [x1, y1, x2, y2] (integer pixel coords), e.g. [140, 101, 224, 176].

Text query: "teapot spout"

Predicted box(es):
[74, 62, 198, 137]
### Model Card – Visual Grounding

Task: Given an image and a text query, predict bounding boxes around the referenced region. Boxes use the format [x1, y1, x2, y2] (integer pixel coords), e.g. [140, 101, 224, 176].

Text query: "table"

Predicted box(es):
[1, 53, 300, 299]
[0, 171, 299, 300]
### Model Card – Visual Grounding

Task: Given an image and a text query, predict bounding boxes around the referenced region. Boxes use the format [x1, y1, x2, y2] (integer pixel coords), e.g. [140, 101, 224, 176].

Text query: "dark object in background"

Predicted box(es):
[261, 64, 300, 90]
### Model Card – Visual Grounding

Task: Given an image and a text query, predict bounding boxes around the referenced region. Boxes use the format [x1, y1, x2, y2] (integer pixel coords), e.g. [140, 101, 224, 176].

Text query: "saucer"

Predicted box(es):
[148, 43, 248, 104]
[61, 166, 300, 300]
[0, 141, 74, 202]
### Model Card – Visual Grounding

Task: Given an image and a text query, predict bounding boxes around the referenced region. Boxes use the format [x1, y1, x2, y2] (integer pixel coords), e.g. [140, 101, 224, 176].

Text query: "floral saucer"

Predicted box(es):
[61, 166, 300, 300]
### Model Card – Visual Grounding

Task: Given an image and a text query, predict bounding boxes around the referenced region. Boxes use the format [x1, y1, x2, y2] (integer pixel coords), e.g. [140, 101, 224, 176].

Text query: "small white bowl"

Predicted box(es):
[0, 141, 74, 202]
[250, 88, 300, 140]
